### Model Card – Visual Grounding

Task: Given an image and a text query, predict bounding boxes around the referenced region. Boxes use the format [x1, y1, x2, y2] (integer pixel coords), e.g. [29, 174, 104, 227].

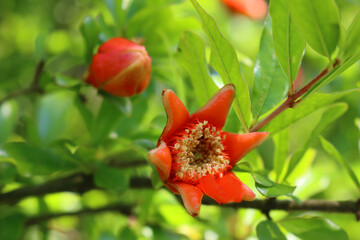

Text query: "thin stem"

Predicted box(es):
[25, 198, 360, 226]
[0, 61, 45, 105]
[250, 59, 340, 132]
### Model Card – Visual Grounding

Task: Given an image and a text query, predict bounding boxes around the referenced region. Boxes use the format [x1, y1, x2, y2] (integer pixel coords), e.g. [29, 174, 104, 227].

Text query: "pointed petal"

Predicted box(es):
[159, 89, 190, 143]
[223, 132, 269, 166]
[173, 183, 203, 217]
[191, 84, 235, 129]
[241, 182, 256, 201]
[197, 172, 246, 204]
[147, 141, 172, 180]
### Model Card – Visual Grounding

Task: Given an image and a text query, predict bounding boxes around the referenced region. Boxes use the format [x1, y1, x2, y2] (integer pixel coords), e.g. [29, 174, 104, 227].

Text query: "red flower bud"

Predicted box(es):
[222, 0, 268, 20]
[86, 37, 151, 97]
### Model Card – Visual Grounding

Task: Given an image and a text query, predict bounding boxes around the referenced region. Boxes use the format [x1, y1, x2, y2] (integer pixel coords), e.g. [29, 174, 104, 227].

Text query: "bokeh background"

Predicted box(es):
[0, 0, 359, 239]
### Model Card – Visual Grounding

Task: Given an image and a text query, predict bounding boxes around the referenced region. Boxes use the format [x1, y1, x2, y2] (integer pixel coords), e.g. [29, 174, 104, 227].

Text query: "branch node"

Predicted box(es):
[261, 198, 275, 220]
[356, 199, 360, 221]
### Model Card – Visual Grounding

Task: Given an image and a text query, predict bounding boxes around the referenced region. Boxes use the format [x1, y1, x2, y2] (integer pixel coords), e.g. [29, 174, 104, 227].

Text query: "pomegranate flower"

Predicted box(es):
[148, 84, 269, 217]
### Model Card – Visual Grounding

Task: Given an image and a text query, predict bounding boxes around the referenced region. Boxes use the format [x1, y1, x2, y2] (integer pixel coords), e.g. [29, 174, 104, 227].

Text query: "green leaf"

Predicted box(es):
[104, 0, 125, 29]
[35, 91, 76, 146]
[304, 55, 360, 99]
[0, 100, 18, 144]
[320, 136, 360, 192]
[256, 220, 287, 240]
[273, 129, 289, 182]
[263, 89, 359, 134]
[252, 18, 289, 121]
[270, 0, 305, 82]
[34, 31, 48, 61]
[256, 182, 295, 198]
[341, 11, 360, 61]
[0, 212, 25, 240]
[55, 74, 82, 88]
[94, 164, 129, 194]
[284, 103, 348, 180]
[2, 142, 74, 176]
[177, 31, 218, 107]
[287, 0, 340, 60]
[91, 97, 123, 144]
[234, 162, 274, 187]
[80, 16, 100, 62]
[280, 216, 349, 240]
[190, 0, 251, 130]
[0, 162, 17, 184]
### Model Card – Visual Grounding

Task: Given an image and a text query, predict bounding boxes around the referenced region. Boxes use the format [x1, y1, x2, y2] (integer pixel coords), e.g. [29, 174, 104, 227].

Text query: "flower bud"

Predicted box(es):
[221, 0, 268, 20]
[86, 37, 151, 97]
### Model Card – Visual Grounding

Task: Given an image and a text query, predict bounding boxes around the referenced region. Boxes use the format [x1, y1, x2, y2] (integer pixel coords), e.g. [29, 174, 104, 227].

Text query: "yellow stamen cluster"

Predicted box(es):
[171, 121, 230, 183]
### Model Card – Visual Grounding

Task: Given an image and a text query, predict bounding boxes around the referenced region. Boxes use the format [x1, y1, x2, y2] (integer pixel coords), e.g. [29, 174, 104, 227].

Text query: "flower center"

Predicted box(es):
[170, 121, 230, 183]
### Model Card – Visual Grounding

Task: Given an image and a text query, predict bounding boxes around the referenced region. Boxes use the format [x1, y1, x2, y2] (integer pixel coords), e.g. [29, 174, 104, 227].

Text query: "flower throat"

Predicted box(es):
[170, 121, 231, 183]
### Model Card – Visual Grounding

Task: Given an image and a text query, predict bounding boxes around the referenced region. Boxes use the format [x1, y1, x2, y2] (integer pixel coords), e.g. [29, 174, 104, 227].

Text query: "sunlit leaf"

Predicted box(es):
[320, 136, 360, 192]
[252, 18, 289, 121]
[280, 216, 349, 240]
[234, 162, 274, 187]
[287, 0, 340, 60]
[341, 11, 360, 61]
[256, 182, 295, 197]
[0, 100, 18, 144]
[273, 129, 289, 182]
[177, 31, 218, 106]
[256, 220, 286, 240]
[190, 0, 251, 130]
[284, 103, 348, 180]
[270, 0, 305, 82]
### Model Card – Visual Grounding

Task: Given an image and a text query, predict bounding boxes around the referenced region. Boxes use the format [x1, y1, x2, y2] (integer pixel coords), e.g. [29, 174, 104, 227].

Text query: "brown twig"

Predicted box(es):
[0, 61, 45, 105]
[24, 198, 360, 226]
[250, 59, 340, 132]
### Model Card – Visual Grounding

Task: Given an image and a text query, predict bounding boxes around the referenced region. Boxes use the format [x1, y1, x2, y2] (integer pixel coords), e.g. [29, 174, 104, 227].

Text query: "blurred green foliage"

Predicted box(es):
[0, 0, 359, 239]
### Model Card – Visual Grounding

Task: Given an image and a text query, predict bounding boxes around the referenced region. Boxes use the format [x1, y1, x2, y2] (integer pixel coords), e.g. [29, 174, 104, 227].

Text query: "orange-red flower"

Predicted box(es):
[148, 84, 269, 217]
[86, 37, 151, 97]
[222, 0, 268, 20]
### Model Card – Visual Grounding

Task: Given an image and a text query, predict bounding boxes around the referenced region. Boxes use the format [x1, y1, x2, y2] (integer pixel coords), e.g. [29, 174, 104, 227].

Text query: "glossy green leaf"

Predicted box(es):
[177, 31, 218, 106]
[235, 162, 274, 187]
[284, 103, 348, 180]
[256, 220, 286, 240]
[270, 0, 305, 82]
[190, 0, 251, 130]
[341, 11, 360, 61]
[280, 216, 349, 240]
[35, 91, 76, 145]
[256, 182, 295, 197]
[0, 100, 18, 144]
[273, 129, 289, 182]
[0, 212, 25, 240]
[320, 136, 360, 192]
[263, 89, 359, 134]
[2, 142, 74, 176]
[287, 0, 340, 60]
[94, 164, 129, 194]
[80, 16, 100, 62]
[252, 18, 289, 121]
[91, 97, 123, 144]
